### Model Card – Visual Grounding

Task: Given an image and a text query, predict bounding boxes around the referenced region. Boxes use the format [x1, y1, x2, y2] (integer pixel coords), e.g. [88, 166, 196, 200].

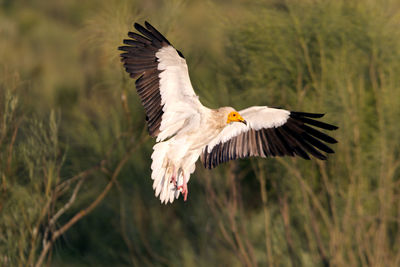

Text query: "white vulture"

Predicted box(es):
[119, 22, 338, 204]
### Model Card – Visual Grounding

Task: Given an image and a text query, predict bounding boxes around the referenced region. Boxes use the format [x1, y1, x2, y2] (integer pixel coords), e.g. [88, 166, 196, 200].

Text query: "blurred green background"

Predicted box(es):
[1, 0, 400, 266]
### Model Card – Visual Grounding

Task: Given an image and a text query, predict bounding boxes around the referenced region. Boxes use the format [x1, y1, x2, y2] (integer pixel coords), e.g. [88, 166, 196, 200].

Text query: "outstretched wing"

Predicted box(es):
[201, 106, 338, 169]
[119, 22, 202, 141]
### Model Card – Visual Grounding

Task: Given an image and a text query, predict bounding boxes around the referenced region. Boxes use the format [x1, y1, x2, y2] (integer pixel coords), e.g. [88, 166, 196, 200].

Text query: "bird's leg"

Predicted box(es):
[177, 170, 188, 201]
[169, 165, 177, 187]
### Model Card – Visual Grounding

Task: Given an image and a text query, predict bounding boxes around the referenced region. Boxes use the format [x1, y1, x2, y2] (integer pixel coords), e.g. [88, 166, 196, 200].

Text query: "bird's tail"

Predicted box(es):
[151, 142, 182, 204]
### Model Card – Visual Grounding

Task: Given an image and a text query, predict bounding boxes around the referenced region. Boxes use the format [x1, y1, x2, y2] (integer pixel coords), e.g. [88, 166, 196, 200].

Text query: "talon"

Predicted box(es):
[183, 188, 188, 201]
[177, 172, 188, 201]
[169, 166, 177, 187]
[170, 176, 177, 186]
[177, 185, 188, 201]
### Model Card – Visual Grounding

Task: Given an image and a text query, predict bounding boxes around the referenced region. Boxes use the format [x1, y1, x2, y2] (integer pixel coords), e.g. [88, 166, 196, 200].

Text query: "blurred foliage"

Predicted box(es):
[1, 0, 400, 266]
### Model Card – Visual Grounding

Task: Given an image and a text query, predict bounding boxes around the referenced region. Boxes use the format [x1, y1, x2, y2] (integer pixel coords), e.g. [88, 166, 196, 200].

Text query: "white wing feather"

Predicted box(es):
[156, 46, 203, 142]
[207, 106, 290, 152]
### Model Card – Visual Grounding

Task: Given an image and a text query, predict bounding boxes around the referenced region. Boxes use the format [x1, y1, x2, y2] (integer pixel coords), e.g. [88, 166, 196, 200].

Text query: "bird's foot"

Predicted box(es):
[177, 184, 188, 201]
[177, 174, 188, 201]
[170, 176, 177, 187]
[169, 166, 177, 187]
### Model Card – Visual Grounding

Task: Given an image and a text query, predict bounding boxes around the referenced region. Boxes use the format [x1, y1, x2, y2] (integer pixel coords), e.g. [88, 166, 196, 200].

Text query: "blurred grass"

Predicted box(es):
[1, 0, 400, 266]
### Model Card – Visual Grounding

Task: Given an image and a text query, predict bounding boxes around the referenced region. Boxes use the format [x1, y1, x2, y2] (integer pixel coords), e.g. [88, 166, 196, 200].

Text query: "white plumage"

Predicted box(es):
[119, 22, 338, 204]
[206, 107, 291, 152]
[156, 46, 202, 142]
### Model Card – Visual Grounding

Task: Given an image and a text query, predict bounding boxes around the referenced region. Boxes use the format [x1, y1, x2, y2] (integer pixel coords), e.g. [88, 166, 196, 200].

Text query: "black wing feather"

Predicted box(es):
[201, 111, 338, 169]
[119, 22, 176, 137]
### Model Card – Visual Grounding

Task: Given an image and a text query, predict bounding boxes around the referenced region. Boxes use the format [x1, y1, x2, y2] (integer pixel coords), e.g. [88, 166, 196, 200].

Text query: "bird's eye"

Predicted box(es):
[233, 114, 236, 117]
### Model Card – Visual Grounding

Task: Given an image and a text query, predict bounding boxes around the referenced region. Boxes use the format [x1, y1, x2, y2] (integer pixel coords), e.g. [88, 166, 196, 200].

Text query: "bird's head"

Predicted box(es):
[227, 111, 247, 125]
[215, 107, 247, 127]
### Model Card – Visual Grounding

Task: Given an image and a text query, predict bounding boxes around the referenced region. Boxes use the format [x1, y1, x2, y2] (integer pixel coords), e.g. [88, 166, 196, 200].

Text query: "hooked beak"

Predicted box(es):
[227, 112, 247, 125]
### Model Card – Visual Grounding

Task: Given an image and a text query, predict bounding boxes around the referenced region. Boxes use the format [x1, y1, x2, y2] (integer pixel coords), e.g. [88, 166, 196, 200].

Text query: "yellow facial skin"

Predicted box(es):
[227, 111, 247, 125]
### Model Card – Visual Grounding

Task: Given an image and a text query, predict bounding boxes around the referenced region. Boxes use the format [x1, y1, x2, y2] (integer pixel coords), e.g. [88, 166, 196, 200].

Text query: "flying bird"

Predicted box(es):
[119, 22, 338, 204]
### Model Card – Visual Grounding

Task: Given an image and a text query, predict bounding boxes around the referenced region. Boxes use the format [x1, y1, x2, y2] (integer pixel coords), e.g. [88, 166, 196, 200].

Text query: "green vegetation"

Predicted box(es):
[1, 0, 400, 266]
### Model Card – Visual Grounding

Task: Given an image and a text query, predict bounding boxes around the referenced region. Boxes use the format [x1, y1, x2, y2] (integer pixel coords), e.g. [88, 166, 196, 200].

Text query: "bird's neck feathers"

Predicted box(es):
[210, 107, 234, 129]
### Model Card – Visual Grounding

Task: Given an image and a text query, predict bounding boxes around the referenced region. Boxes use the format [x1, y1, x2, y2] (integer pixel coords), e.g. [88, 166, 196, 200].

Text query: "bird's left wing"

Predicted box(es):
[201, 106, 338, 169]
[119, 22, 203, 141]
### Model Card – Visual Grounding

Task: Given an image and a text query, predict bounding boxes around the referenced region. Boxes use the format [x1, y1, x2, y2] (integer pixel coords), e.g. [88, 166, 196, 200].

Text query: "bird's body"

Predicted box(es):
[151, 106, 235, 202]
[119, 22, 338, 203]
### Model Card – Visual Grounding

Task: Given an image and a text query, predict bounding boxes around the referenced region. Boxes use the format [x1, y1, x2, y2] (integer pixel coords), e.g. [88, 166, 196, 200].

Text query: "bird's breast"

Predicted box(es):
[172, 107, 225, 151]
[184, 121, 223, 150]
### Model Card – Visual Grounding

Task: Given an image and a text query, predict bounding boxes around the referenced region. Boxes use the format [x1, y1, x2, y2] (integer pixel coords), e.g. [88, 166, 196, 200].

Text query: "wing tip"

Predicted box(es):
[331, 125, 339, 130]
[290, 112, 338, 131]
[134, 22, 144, 31]
[290, 111, 325, 118]
[144, 21, 152, 28]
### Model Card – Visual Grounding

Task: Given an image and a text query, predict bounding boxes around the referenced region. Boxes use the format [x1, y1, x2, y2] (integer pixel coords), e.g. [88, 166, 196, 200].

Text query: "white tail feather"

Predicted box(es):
[150, 141, 200, 204]
[151, 141, 181, 203]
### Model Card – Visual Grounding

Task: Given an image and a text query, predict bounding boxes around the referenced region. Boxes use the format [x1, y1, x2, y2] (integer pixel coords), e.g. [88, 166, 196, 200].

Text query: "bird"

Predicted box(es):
[119, 21, 338, 204]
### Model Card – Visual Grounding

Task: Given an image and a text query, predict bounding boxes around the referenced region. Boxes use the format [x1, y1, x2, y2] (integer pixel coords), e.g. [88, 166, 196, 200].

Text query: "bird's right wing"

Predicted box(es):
[201, 106, 338, 169]
[119, 22, 203, 141]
